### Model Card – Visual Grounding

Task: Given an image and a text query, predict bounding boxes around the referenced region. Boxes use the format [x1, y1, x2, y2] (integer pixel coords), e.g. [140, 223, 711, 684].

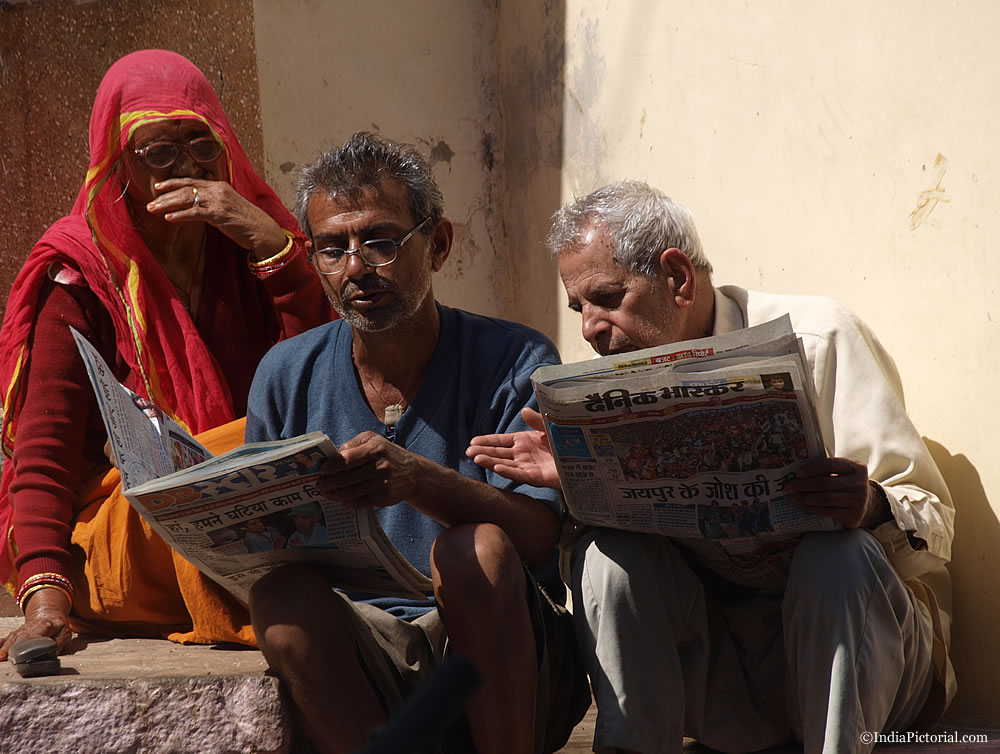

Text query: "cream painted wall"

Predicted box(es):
[252, 0, 504, 318]
[252, 0, 999, 723]
[558, 0, 999, 722]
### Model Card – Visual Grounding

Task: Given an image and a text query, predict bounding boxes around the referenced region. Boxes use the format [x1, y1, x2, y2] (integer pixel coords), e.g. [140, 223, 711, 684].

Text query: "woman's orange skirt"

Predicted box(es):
[67, 418, 256, 646]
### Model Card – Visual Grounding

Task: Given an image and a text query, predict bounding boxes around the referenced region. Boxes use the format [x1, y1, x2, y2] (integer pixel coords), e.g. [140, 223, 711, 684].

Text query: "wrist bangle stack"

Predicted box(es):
[248, 231, 297, 278]
[16, 572, 73, 614]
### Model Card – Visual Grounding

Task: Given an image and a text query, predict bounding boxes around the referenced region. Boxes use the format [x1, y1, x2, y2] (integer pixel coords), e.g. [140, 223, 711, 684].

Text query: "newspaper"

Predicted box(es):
[532, 316, 838, 591]
[72, 328, 432, 604]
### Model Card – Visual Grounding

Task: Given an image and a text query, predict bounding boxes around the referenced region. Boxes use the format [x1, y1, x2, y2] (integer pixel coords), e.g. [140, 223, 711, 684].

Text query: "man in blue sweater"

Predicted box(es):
[245, 132, 586, 754]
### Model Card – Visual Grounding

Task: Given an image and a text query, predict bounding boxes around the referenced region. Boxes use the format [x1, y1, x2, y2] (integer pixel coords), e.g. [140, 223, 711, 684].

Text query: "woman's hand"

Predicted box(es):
[146, 178, 289, 260]
[0, 588, 73, 662]
[466, 407, 562, 490]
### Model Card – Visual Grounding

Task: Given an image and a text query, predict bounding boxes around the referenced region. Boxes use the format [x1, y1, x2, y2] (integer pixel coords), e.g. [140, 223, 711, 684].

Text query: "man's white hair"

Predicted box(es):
[546, 180, 712, 278]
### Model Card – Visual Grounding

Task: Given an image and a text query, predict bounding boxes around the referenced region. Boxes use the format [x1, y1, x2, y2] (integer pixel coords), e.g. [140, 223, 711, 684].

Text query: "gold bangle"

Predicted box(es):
[18, 583, 72, 614]
[249, 231, 296, 270]
[15, 571, 73, 606]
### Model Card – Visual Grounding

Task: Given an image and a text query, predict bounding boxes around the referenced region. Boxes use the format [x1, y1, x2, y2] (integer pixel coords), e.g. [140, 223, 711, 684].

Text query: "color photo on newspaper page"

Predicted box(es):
[532, 317, 837, 543]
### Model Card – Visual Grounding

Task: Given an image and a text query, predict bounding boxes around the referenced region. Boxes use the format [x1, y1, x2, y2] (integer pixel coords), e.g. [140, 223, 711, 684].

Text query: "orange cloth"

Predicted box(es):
[67, 418, 256, 646]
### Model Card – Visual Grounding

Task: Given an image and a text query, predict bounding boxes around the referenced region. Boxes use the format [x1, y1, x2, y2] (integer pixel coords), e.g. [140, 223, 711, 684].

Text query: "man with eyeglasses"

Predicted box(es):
[468, 181, 955, 754]
[244, 132, 588, 754]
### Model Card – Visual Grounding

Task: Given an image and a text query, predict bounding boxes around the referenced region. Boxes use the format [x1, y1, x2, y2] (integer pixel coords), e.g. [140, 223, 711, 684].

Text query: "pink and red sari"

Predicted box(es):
[0, 50, 312, 644]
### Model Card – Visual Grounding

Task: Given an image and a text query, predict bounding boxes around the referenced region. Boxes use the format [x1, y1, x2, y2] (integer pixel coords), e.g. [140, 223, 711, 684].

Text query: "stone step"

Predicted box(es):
[0, 618, 289, 754]
[3, 617, 998, 753]
[0, 585, 17, 617]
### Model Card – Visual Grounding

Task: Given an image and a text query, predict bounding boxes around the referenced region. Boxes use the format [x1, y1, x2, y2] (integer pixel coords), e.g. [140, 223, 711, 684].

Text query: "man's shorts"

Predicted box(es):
[337, 568, 591, 753]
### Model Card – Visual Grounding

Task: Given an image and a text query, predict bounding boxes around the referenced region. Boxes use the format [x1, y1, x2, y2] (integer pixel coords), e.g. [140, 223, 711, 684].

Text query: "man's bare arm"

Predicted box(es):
[319, 429, 560, 566]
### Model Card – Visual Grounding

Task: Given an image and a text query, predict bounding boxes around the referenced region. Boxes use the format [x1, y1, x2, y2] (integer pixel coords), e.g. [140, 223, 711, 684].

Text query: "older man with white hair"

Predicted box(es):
[469, 180, 955, 754]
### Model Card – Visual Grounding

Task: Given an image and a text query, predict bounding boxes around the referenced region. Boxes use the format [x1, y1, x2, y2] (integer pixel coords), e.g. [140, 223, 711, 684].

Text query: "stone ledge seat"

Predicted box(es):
[0, 617, 289, 754]
[2, 617, 998, 753]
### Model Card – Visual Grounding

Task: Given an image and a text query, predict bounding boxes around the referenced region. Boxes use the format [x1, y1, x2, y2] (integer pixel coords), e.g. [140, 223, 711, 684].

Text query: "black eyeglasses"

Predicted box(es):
[308, 217, 432, 275]
[133, 136, 224, 169]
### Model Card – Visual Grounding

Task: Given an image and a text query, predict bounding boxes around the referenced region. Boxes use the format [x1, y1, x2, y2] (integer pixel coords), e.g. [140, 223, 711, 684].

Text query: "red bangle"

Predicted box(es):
[16, 572, 73, 613]
[248, 231, 297, 278]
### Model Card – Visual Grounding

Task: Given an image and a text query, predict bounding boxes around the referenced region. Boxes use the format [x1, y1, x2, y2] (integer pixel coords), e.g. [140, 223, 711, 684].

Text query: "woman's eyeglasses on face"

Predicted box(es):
[134, 136, 224, 169]
[308, 217, 432, 275]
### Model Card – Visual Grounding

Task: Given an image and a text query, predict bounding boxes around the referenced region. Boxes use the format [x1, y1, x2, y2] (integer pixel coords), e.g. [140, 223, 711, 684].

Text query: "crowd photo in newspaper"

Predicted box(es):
[531, 316, 839, 590]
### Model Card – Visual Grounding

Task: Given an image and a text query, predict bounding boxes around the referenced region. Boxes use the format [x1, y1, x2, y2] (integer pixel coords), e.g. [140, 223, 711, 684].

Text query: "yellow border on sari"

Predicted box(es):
[3, 526, 18, 599]
[79, 108, 229, 437]
[2, 346, 26, 455]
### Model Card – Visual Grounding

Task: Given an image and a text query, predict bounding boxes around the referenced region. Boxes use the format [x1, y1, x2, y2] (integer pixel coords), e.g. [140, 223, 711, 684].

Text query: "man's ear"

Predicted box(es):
[429, 217, 454, 272]
[657, 248, 697, 308]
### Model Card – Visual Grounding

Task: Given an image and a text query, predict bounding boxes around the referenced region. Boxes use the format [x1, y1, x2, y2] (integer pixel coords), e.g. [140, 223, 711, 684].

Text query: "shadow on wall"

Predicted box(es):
[925, 439, 1000, 725]
[496, 0, 566, 341]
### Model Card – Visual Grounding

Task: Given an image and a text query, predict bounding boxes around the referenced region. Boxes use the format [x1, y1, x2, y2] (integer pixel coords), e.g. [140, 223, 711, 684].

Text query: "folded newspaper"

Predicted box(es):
[71, 328, 432, 604]
[532, 316, 838, 590]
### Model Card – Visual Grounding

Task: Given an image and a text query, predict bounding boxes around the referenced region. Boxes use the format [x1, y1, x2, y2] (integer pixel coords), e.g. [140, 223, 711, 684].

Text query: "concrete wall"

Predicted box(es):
[554, 0, 999, 723]
[494, 0, 565, 336]
[256, 0, 1000, 724]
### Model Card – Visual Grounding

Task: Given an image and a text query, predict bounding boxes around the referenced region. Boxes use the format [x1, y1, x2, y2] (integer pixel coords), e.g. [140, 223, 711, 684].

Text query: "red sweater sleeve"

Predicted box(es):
[9, 280, 124, 583]
[254, 239, 334, 339]
[10, 242, 330, 584]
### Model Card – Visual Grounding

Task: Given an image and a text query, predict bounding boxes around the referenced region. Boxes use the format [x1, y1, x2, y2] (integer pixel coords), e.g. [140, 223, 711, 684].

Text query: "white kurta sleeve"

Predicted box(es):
[802, 303, 953, 581]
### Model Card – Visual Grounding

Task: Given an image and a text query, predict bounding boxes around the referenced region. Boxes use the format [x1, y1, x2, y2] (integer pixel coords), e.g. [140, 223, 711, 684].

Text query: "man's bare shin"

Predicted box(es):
[433, 524, 537, 754]
[250, 565, 385, 754]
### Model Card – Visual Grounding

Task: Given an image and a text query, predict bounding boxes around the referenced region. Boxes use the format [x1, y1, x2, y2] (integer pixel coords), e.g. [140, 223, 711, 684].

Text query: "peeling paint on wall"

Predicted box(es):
[481, 131, 496, 172]
[429, 139, 455, 166]
[909, 153, 949, 230]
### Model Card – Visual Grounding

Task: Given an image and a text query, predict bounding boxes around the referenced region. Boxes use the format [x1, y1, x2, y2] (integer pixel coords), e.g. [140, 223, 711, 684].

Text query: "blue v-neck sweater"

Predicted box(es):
[246, 303, 563, 619]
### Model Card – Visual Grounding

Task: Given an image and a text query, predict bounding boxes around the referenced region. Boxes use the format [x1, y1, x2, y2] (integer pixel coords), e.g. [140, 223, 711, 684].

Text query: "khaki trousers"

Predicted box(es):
[572, 528, 935, 754]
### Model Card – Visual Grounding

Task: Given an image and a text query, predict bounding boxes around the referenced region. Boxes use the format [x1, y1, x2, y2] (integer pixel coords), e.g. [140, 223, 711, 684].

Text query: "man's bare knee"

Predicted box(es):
[432, 523, 524, 597]
[251, 563, 328, 619]
[250, 563, 353, 658]
[432, 525, 527, 631]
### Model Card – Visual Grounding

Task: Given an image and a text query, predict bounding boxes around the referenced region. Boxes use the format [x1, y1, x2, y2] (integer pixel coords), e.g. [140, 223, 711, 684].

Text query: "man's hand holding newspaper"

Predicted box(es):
[71, 327, 433, 604]
[470, 316, 850, 590]
[784, 457, 892, 529]
[472, 414, 888, 530]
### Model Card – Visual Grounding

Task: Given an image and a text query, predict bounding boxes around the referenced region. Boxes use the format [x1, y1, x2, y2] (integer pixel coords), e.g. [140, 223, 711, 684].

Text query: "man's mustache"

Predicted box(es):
[341, 275, 396, 299]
